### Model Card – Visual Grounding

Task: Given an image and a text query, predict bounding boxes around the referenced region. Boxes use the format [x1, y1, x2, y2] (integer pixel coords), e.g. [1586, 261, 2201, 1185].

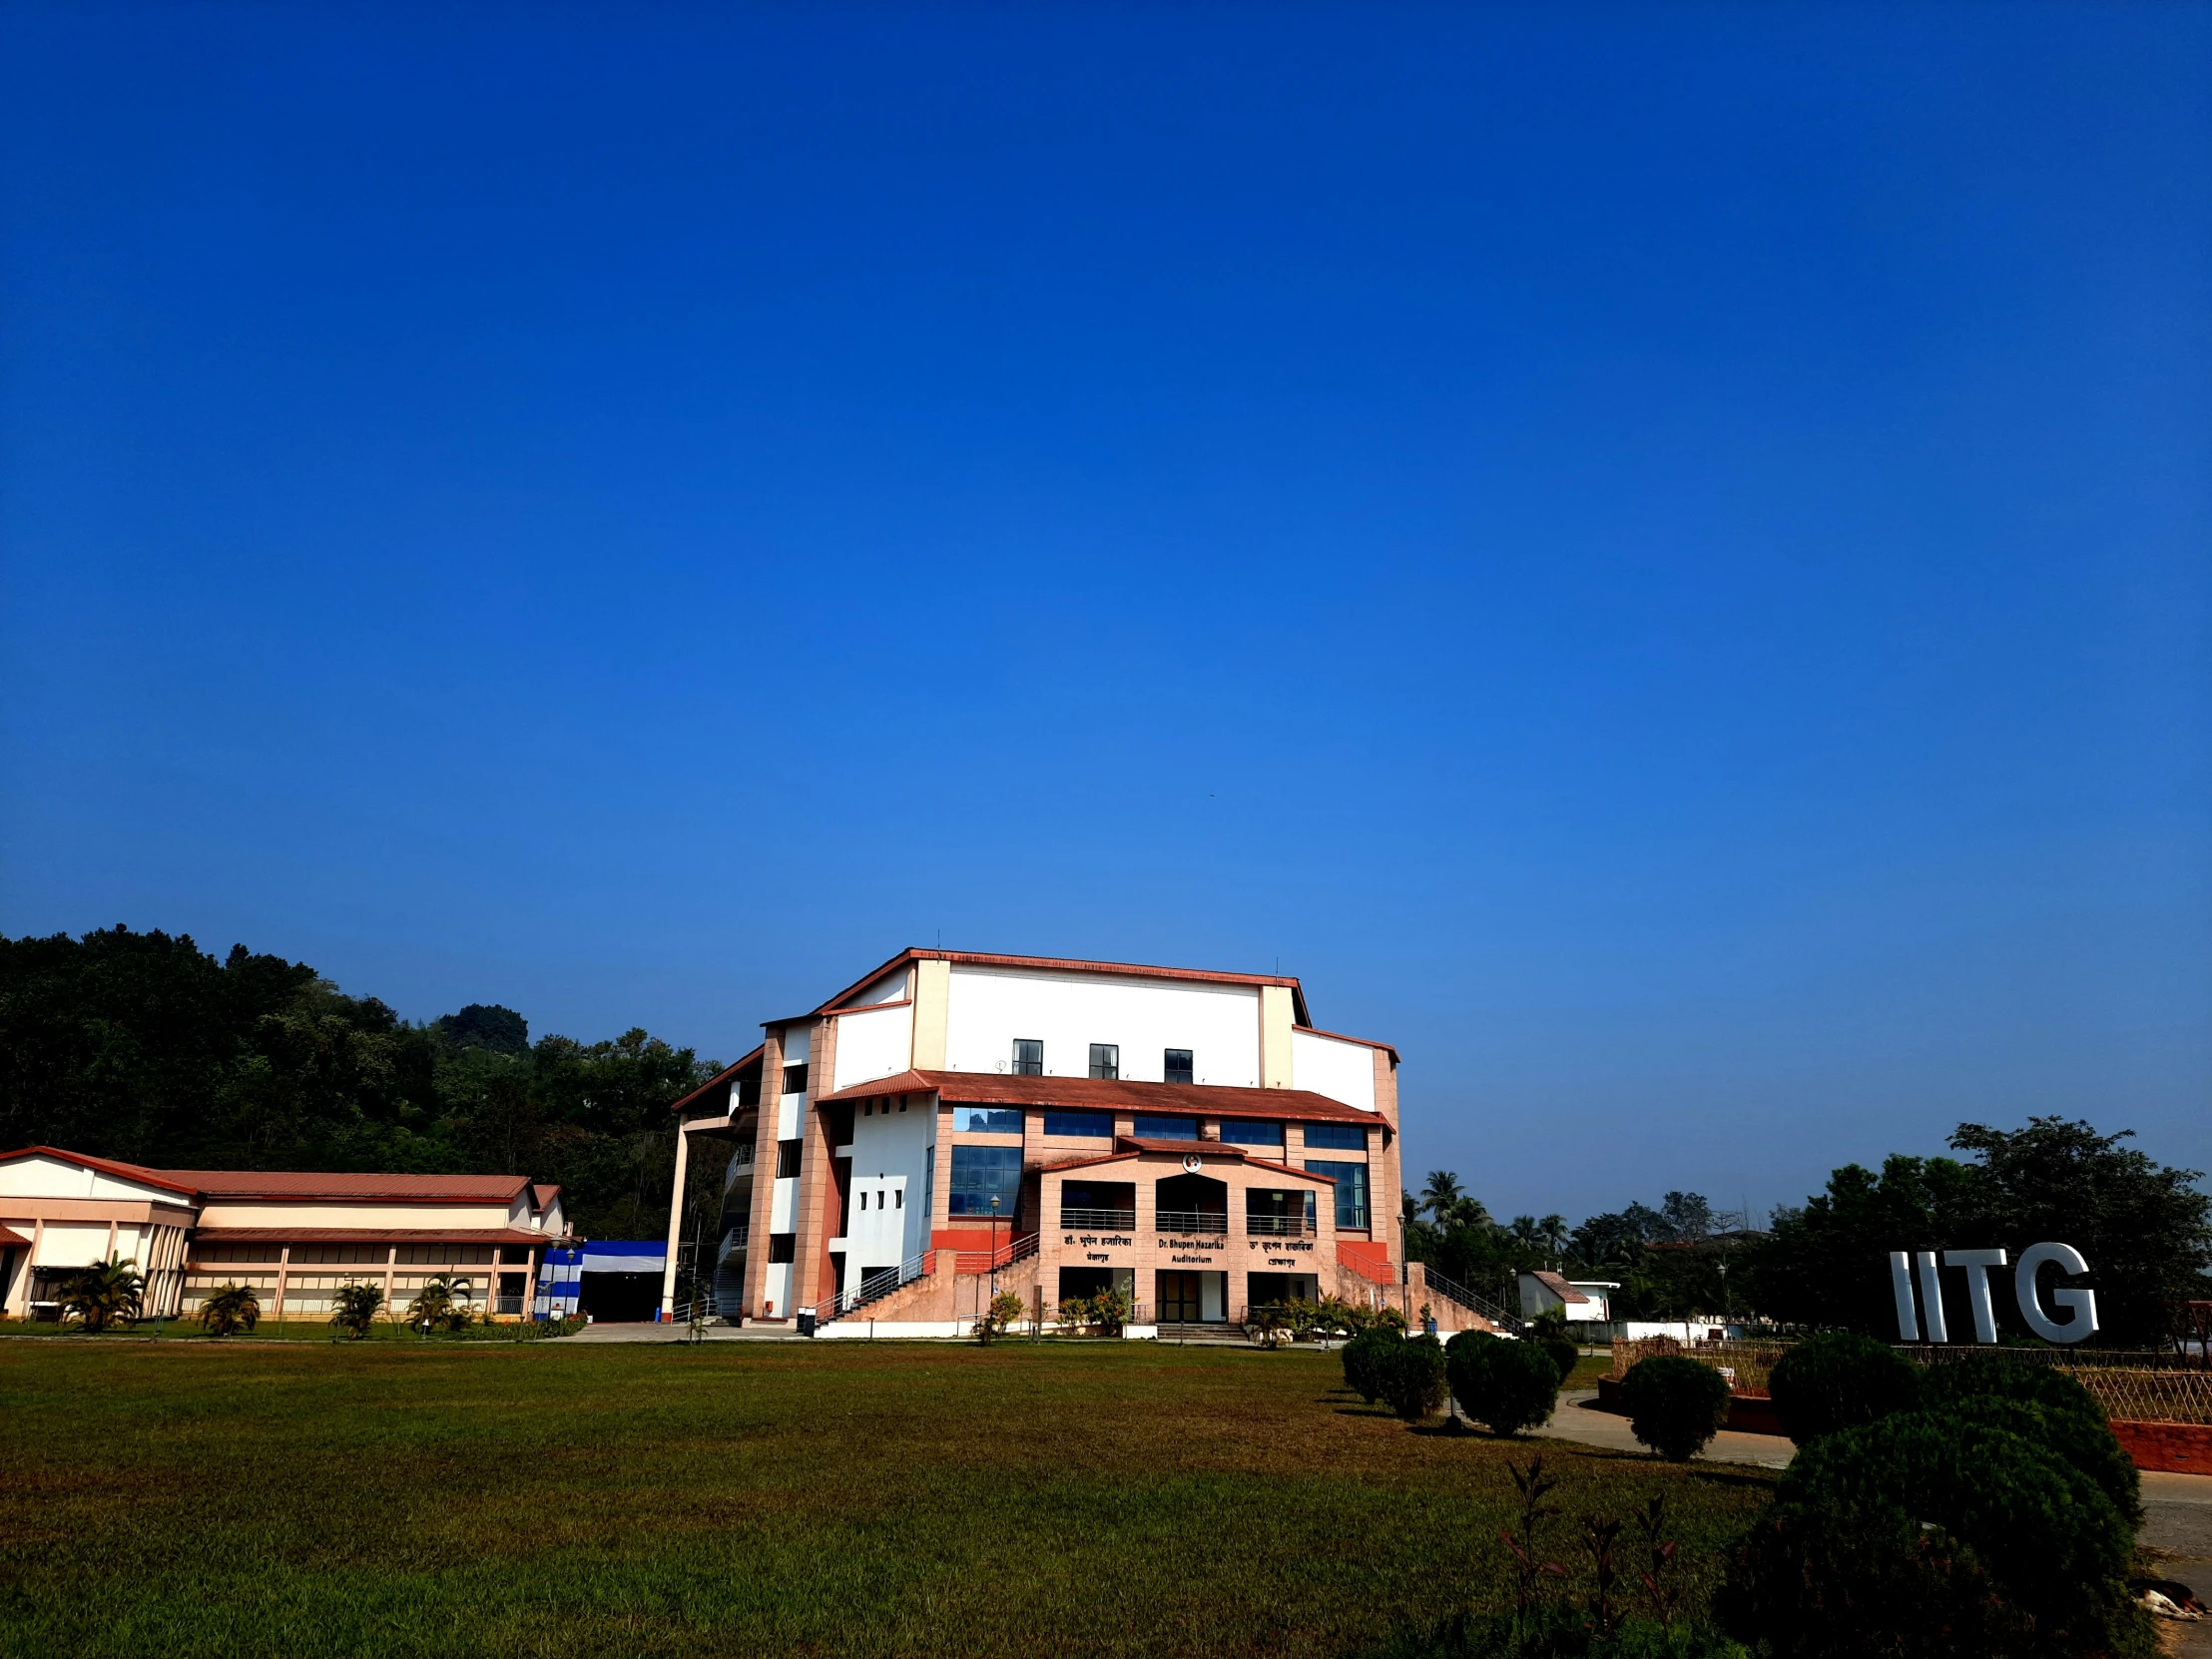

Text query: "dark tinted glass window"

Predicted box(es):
[952, 1106, 1022, 1133]
[782, 1063, 809, 1096]
[1305, 1160, 1371, 1228]
[948, 1145, 1023, 1216]
[1301, 1121, 1369, 1151]
[1088, 1044, 1119, 1079]
[775, 1139, 802, 1177]
[1132, 1114, 1200, 1140]
[1163, 1049, 1194, 1084]
[1012, 1039, 1043, 1076]
[1042, 1110, 1113, 1138]
[768, 1233, 797, 1263]
[1220, 1119, 1284, 1147]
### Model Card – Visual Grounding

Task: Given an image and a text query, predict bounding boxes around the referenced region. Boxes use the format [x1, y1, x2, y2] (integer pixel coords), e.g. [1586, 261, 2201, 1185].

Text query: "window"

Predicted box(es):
[1305, 1160, 1371, 1228]
[1220, 1119, 1284, 1147]
[1302, 1121, 1369, 1151]
[782, 1063, 809, 1097]
[1042, 1109, 1113, 1138]
[1088, 1043, 1120, 1080]
[775, 1139, 802, 1178]
[894, 1189, 902, 1209]
[1133, 1113, 1200, 1140]
[1012, 1039, 1043, 1076]
[948, 1145, 1023, 1216]
[498, 1246, 531, 1264]
[1164, 1048, 1194, 1085]
[768, 1234, 797, 1263]
[737, 1077, 763, 1108]
[953, 1105, 1023, 1133]
[857, 1192, 868, 1211]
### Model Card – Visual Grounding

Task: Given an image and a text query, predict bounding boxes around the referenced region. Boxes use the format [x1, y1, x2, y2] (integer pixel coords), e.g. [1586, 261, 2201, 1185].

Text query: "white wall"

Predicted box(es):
[832, 1002, 914, 1090]
[32, 1223, 111, 1266]
[0, 1154, 183, 1204]
[1289, 1030, 1377, 1112]
[843, 1099, 934, 1265]
[769, 1176, 798, 1233]
[849, 968, 910, 1006]
[778, 1024, 812, 1066]
[943, 966, 1261, 1086]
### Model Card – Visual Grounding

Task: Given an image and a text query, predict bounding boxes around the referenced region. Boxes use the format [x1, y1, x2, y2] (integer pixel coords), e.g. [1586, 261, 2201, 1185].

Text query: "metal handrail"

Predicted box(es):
[814, 1247, 932, 1323]
[953, 1232, 1040, 1273]
[1243, 1213, 1317, 1236]
[1423, 1268, 1524, 1334]
[1155, 1211, 1228, 1234]
[1059, 1208, 1137, 1230]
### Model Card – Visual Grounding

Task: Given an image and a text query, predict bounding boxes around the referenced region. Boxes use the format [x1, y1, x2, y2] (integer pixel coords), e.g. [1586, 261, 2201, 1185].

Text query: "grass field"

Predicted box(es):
[0, 1336, 1773, 1658]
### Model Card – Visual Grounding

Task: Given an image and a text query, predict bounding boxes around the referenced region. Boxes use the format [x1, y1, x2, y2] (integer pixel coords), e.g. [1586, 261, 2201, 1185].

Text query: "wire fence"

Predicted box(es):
[1610, 1336, 2212, 1424]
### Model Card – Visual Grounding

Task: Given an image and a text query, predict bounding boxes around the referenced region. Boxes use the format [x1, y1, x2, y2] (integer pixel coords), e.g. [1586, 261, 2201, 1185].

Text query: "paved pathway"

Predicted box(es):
[1535, 1389, 1795, 1467]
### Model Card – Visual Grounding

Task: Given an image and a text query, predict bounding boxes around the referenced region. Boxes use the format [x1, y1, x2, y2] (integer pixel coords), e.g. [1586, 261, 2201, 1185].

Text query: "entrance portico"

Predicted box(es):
[1040, 1138, 1338, 1325]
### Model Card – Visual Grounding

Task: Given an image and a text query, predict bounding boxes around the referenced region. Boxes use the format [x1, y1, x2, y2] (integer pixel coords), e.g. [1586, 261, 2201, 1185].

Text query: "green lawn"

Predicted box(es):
[0, 1337, 1771, 1658]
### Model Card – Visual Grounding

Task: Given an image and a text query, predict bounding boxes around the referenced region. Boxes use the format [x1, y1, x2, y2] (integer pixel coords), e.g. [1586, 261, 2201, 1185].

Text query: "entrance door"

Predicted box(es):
[1157, 1270, 1202, 1323]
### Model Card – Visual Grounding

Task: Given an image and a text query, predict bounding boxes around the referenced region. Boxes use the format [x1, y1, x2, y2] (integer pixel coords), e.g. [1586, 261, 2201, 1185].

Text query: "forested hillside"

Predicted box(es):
[0, 927, 719, 1239]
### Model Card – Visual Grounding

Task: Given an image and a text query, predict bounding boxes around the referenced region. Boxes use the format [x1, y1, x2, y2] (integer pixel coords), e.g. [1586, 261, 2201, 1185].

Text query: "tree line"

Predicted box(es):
[1406, 1116, 2211, 1348]
[0, 926, 721, 1240]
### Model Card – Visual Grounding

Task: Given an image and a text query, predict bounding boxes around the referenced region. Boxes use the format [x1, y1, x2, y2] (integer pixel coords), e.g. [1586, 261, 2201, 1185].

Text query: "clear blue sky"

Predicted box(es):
[3, 4, 2207, 1223]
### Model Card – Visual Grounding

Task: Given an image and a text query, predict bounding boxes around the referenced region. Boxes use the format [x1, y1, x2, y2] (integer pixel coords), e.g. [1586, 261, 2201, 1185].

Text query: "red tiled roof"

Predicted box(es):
[189, 1228, 555, 1246]
[529, 1184, 562, 1213]
[818, 1069, 1380, 1125]
[0, 1145, 204, 1198]
[1530, 1270, 1589, 1305]
[0, 1225, 29, 1248]
[807, 948, 1312, 1024]
[145, 1168, 530, 1203]
[1040, 1139, 1340, 1185]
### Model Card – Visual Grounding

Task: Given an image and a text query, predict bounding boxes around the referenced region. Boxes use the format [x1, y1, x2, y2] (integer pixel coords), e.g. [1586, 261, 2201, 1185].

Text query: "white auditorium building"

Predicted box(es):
[660, 948, 1408, 1335]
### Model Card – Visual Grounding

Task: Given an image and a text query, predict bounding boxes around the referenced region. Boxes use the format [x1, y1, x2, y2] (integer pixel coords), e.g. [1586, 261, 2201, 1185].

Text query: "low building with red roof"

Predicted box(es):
[0, 1145, 564, 1323]
[663, 947, 1403, 1334]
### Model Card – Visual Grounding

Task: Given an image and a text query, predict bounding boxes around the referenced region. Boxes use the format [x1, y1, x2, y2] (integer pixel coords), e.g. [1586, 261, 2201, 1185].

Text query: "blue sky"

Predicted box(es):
[3, 3, 2207, 1222]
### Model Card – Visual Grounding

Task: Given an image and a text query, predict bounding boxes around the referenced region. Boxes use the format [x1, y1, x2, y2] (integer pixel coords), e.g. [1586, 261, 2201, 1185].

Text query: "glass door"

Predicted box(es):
[1156, 1270, 1202, 1323]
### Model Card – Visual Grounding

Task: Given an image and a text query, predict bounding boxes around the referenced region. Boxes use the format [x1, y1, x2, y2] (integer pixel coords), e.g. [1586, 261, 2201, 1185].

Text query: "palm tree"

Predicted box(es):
[58, 1255, 146, 1333]
[1421, 1171, 1463, 1221]
[198, 1283, 262, 1337]
[329, 1282, 385, 1340]
[1538, 1214, 1568, 1267]
[406, 1273, 474, 1335]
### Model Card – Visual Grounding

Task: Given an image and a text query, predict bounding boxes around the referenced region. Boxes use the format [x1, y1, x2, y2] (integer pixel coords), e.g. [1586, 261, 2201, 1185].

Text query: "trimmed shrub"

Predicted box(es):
[1525, 1307, 1581, 1385]
[1766, 1332, 1921, 1445]
[1918, 1355, 2138, 1521]
[1344, 1327, 1405, 1403]
[1619, 1356, 1732, 1461]
[1448, 1334, 1562, 1436]
[1382, 1334, 1449, 1422]
[1919, 1351, 2104, 1427]
[1716, 1407, 2148, 1659]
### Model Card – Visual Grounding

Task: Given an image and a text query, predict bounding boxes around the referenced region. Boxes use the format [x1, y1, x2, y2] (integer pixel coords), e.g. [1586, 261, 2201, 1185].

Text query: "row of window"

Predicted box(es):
[1012, 1040, 1193, 1083]
[947, 1107, 1367, 1150]
[945, 1146, 1372, 1228]
[188, 1244, 530, 1266]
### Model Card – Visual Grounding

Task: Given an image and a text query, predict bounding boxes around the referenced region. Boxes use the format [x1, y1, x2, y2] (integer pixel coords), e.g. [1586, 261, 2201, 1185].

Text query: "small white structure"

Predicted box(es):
[1518, 1270, 1618, 1323]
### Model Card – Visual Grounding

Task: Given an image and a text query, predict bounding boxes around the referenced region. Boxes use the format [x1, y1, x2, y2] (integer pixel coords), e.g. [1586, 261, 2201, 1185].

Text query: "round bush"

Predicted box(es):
[1766, 1332, 1922, 1445]
[1916, 1356, 2139, 1522]
[1446, 1333, 1561, 1436]
[1342, 1327, 1403, 1404]
[1619, 1355, 1733, 1460]
[1919, 1352, 2105, 1428]
[1717, 1408, 2144, 1658]
[1381, 1334, 1448, 1422]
